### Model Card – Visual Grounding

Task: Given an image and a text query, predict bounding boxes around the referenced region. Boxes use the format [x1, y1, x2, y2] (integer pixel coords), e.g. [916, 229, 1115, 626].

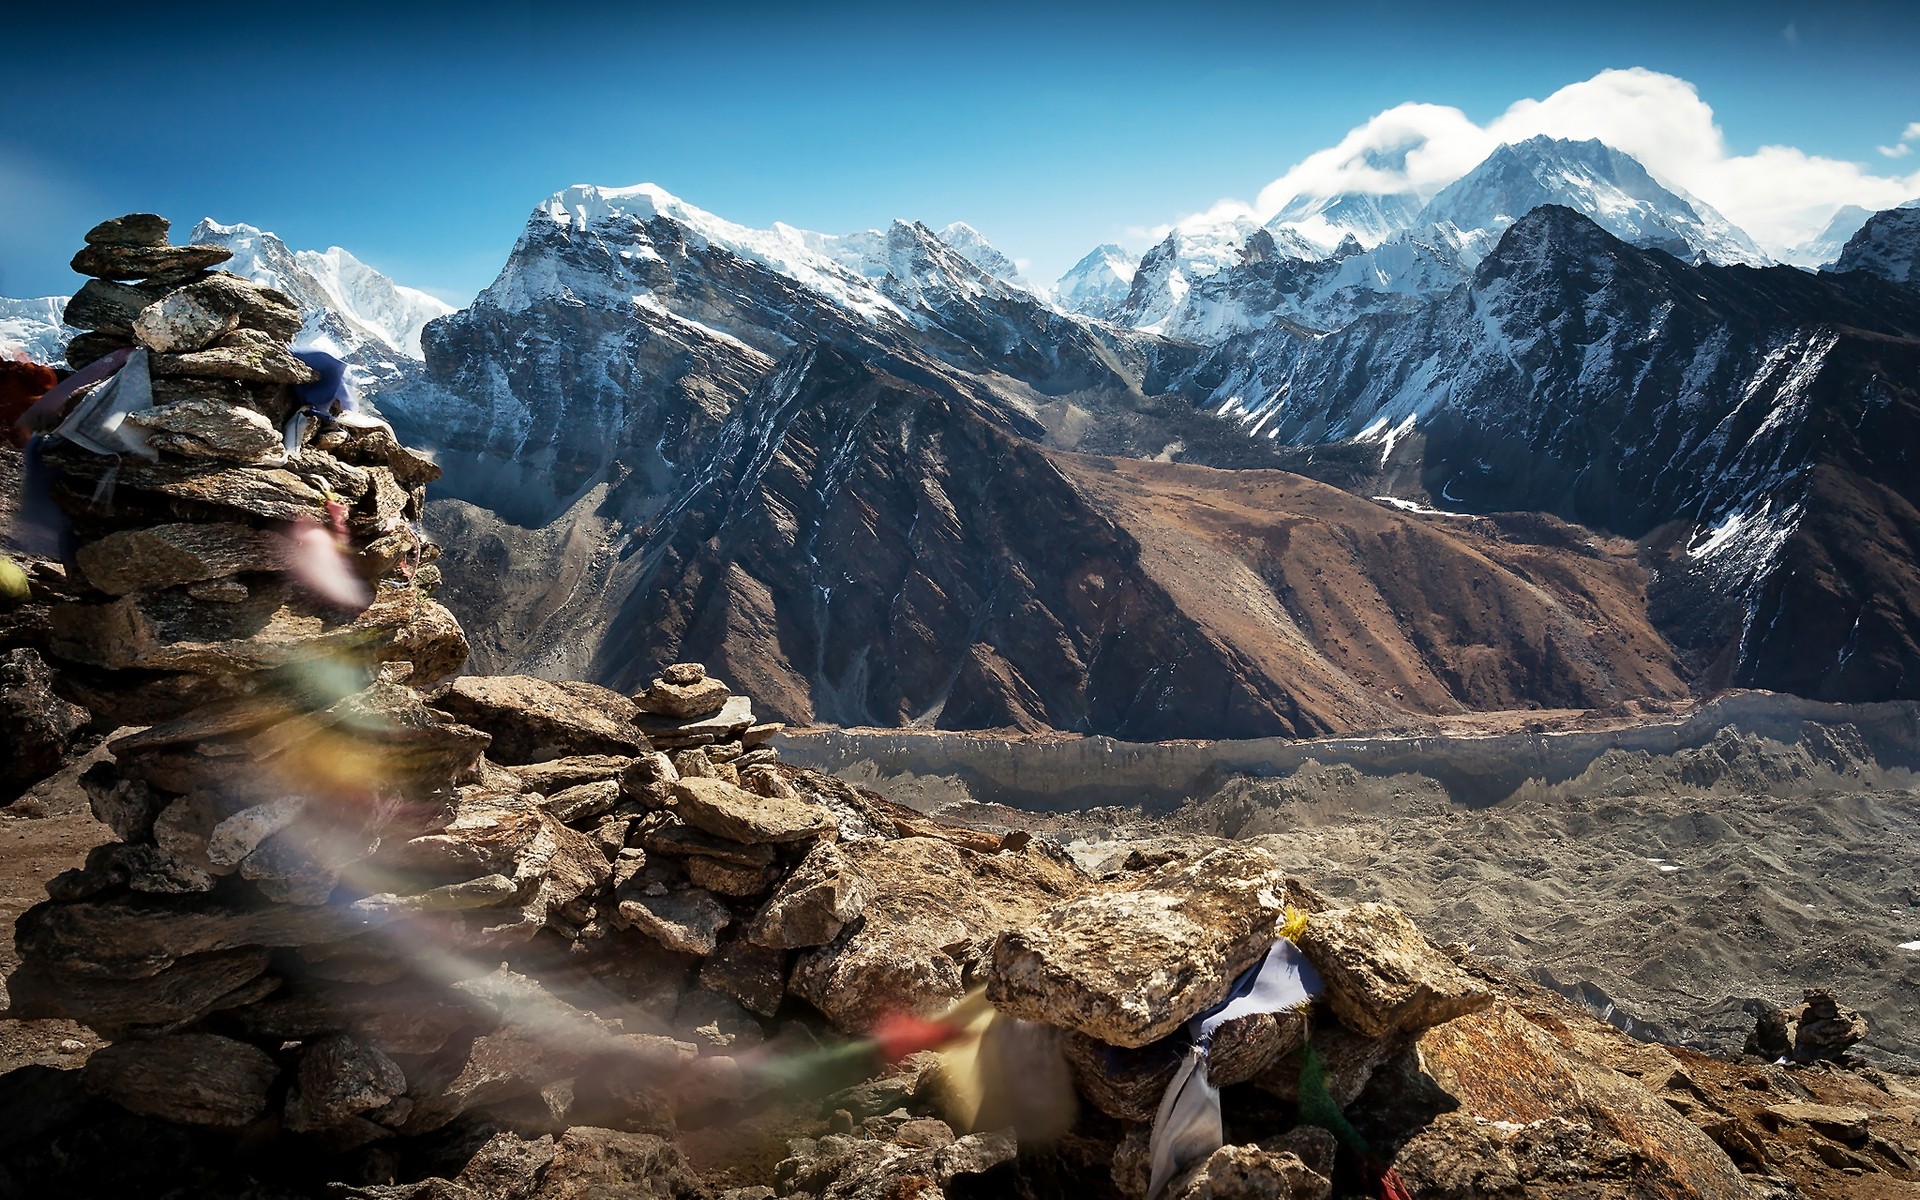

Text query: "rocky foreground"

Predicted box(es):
[1, 216, 1918, 1199]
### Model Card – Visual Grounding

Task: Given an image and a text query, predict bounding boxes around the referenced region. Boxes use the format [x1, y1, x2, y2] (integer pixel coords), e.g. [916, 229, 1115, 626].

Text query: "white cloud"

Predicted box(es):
[1883, 122, 1920, 157]
[1880, 143, 1912, 159]
[1164, 68, 1920, 259]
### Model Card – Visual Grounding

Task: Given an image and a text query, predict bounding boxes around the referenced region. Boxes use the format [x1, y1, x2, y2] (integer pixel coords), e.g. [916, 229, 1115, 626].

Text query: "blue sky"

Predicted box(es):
[4, 0, 1919, 302]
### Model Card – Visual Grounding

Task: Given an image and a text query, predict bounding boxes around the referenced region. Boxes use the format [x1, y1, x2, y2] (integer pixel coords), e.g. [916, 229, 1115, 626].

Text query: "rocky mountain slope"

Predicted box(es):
[1832, 204, 1920, 286]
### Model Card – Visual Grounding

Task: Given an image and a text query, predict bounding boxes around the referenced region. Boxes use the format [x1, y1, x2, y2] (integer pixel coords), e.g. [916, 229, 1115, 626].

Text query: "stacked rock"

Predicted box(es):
[3, 214, 511, 1140]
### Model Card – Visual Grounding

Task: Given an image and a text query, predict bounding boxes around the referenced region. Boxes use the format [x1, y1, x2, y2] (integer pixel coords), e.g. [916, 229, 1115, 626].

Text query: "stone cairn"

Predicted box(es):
[5, 215, 1743, 1200]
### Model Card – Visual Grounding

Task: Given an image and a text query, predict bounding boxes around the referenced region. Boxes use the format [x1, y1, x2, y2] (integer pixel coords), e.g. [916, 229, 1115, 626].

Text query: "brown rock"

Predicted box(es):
[747, 840, 870, 948]
[685, 855, 775, 897]
[46, 450, 331, 521]
[671, 776, 833, 845]
[1789, 988, 1868, 1063]
[508, 755, 634, 794]
[543, 778, 621, 824]
[699, 938, 789, 1017]
[433, 675, 648, 765]
[84, 213, 169, 246]
[82, 1032, 278, 1125]
[125, 397, 284, 462]
[3, 945, 272, 1035]
[618, 887, 732, 956]
[792, 837, 1088, 1033]
[0, 647, 91, 803]
[635, 693, 755, 743]
[635, 673, 731, 718]
[71, 241, 231, 281]
[150, 327, 318, 384]
[75, 521, 291, 596]
[661, 662, 706, 685]
[63, 329, 134, 370]
[1064, 1010, 1307, 1122]
[62, 278, 161, 333]
[531, 1127, 706, 1200]
[1293, 903, 1491, 1039]
[285, 1033, 409, 1132]
[1170, 1144, 1328, 1200]
[987, 846, 1287, 1047]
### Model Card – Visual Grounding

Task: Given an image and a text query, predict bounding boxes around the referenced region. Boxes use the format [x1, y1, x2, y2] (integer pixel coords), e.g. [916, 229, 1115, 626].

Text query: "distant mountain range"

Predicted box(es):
[9, 136, 1920, 736]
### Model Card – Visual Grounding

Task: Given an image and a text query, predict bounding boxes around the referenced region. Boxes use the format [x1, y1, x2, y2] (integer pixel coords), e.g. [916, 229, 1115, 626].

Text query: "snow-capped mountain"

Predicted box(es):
[935, 221, 1033, 291]
[1784, 205, 1875, 269]
[382, 182, 1156, 527]
[1050, 244, 1138, 321]
[1266, 187, 1424, 254]
[186, 219, 453, 382]
[1831, 206, 1920, 286]
[1107, 216, 1282, 332]
[0, 296, 72, 363]
[1418, 136, 1768, 267]
[1189, 204, 1920, 697]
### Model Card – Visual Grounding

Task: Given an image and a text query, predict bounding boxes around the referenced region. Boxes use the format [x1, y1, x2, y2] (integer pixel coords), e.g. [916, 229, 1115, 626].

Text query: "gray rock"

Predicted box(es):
[0, 647, 91, 804]
[634, 694, 755, 743]
[133, 287, 240, 353]
[82, 1032, 278, 1125]
[285, 1033, 408, 1132]
[748, 840, 870, 949]
[698, 937, 789, 1017]
[988, 846, 1288, 1047]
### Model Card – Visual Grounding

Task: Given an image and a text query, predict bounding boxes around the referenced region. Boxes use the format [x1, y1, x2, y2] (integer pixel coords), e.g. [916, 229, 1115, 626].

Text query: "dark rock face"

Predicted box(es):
[0, 647, 92, 803]
[1197, 206, 1920, 702]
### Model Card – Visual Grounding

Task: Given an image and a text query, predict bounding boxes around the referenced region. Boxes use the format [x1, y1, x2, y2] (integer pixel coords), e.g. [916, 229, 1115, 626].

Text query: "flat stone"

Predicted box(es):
[84, 213, 170, 246]
[987, 846, 1289, 1047]
[165, 273, 303, 342]
[433, 675, 648, 765]
[46, 450, 330, 522]
[635, 674, 731, 718]
[640, 815, 778, 868]
[150, 328, 318, 384]
[1293, 903, 1492, 1039]
[354, 874, 520, 915]
[672, 776, 833, 845]
[748, 840, 870, 949]
[3, 945, 272, 1035]
[75, 521, 291, 596]
[125, 397, 284, 462]
[207, 794, 309, 867]
[71, 241, 230, 281]
[507, 755, 634, 794]
[1763, 1102, 1872, 1142]
[635, 694, 755, 742]
[82, 1032, 278, 1125]
[618, 887, 732, 956]
[543, 778, 621, 824]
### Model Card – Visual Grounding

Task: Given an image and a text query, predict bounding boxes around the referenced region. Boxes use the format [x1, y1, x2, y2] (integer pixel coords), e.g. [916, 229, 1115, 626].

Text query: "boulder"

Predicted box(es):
[670, 776, 833, 845]
[83, 213, 170, 246]
[1293, 903, 1491, 1039]
[284, 1033, 409, 1132]
[792, 836, 1087, 1032]
[1789, 988, 1868, 1063]
[747, 840, 870, 949]
[433, 675, 647, 765]
[82, 1032, 278, 1125]
[62, 278, 162, 333]
[132, 287, 241, 353]
[987, 846, 1288, 1047]
[698, 937, 789, 1018]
